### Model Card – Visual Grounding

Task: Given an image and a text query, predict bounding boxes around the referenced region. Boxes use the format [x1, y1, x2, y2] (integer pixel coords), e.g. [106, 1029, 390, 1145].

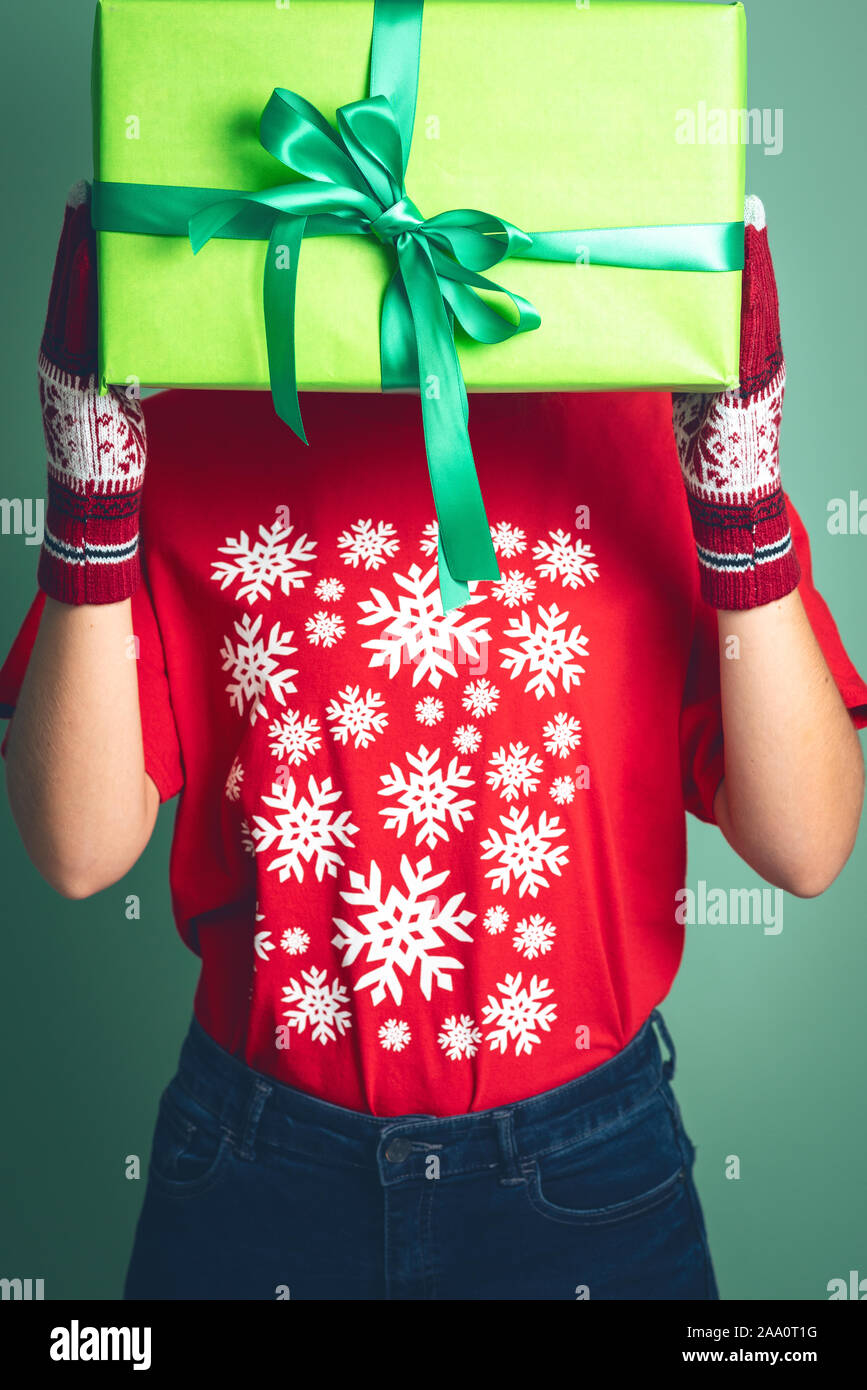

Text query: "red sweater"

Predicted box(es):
[3, 387, 866, 1115]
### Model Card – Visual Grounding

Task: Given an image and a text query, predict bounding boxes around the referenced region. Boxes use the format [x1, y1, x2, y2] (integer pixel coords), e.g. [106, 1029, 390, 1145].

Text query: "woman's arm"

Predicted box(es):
[3, 180, 155, 897]
[713, 591, 864, 896]
[5, 598, 159, 898]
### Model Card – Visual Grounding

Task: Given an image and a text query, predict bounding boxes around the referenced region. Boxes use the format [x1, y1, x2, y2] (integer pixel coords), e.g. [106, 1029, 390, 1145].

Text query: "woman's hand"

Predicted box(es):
[37, 179, 147, 605]
[672, 194, 799, 610]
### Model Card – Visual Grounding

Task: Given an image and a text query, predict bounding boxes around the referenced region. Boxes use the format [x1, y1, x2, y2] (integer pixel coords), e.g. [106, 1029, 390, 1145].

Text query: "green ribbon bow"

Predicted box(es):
[92, 0, 743, 612]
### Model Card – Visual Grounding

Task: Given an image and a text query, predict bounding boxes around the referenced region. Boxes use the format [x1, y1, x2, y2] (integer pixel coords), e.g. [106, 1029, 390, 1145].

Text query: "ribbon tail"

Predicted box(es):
[264, 213, 308, 442]
[394, 235, 499, 610]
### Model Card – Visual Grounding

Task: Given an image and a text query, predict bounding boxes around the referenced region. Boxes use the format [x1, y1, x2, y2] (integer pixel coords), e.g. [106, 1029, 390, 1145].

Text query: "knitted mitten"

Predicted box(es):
[37, 179, 147, 605]
[672, 195, 800, 609]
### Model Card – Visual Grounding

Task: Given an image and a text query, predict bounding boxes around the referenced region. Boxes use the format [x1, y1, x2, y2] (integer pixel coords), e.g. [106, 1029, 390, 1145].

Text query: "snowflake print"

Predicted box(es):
[481, 806, 569, 897]
[280, 926, 311, 956]
[550, 776, 576, 806]
[492, 570, 537, 608]
[438, 1014, 483, 1061]
[453, 724, 482, 754]
[240, 819, 255, 855]
[282, 967, 352, 1045]
[211, 513, 316, 604]
[266, 710, 321, 767]
[337, 518, 400, 570]
[315, 576, 345, 602]
[482, 973, 557, 1056]
[533, 530, 599, 589]
[305, 610, 346, 648]
[487, 742, 544, 801]
[415, 695, 444, 726]
[358, 562, 491, 689]
[513, 913, 557, 960]
[483, 905, 510, 935]
[326, 685, 388, 749]
[500, 603, 588, 700]
[490, 521, 527, 557]
[252, 775, 357, 883]
[331, 855, 475, 1006]
[379, 1019, 412, 1052]
[254, 930, 275, 961]
[224, 757, 244, 802]
[378, 745, 475, 850]
[543, 711, 582, 758]
[419, 520, 439, 556]
[220, 613, 298, 724]
[462, 677, 500, 717]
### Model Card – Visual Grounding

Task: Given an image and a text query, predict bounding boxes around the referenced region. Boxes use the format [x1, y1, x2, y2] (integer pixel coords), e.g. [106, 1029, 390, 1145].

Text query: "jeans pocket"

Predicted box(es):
[521, 1089, 689, 1228]
[147, 1078, 233, 1199]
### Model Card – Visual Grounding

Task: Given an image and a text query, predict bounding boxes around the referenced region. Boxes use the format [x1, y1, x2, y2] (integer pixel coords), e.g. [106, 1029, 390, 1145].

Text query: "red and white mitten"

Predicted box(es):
[37, 179, 147, 605]
[672, 195, 800, 610]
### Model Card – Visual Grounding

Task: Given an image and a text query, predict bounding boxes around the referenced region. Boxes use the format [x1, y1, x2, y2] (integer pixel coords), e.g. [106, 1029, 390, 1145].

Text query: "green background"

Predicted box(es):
[1, 0, 864, 1300]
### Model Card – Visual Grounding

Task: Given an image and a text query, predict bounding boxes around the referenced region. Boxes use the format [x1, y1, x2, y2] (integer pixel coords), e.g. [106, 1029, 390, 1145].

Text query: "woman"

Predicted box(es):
[2, 181, 865, 1300]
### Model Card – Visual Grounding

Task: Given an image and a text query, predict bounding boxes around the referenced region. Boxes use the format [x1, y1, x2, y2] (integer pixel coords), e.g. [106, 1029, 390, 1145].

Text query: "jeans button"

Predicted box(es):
[385, 1136, 413, 1163]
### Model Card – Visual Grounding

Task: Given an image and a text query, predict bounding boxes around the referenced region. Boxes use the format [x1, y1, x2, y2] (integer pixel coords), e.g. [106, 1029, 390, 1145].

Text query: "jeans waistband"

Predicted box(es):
[172, 1010, 677, 1186]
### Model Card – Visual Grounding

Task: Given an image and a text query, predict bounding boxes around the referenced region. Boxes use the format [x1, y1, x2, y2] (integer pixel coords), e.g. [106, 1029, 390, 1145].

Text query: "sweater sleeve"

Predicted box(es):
[0, 569, 184, 804]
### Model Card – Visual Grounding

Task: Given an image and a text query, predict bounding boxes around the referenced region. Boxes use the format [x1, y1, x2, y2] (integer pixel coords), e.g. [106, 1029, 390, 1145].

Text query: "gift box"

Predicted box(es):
[90, 0, 747, 603]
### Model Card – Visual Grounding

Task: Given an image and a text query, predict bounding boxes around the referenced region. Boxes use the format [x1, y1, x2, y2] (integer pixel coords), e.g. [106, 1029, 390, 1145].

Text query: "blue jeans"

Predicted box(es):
[124, 1009, 719, 1300]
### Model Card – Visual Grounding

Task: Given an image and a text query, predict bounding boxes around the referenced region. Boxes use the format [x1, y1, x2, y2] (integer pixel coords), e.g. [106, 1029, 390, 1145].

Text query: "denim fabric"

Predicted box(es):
[124, 1009, 719, 1301]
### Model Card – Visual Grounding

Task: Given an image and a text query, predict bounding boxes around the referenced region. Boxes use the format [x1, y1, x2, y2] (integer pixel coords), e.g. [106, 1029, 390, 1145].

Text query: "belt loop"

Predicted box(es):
[651, 1008, 676, 1082]
[238, 1077, 272, 1162]
[493, 1110, 522, 1185]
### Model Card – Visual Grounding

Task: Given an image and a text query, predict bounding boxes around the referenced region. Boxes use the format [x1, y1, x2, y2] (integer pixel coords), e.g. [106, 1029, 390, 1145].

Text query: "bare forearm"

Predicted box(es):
[4, 597, 158, 897]
[714, 589, 864, 895]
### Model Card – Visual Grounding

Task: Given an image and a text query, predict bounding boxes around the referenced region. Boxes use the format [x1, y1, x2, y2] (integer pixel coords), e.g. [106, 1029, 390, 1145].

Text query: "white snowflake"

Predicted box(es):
[492, 570, 537, 608]
[315, 576, 345, 602]
[490, 521, 527, 557]
[252, 775, 357, 883]
[481, 806, 569, 897]
[533, 530, 599, 589]
[282, 967, 352, 1044]
[224, 757, 244, 802]
[550, 776, 576, 805]
[267, 710, 322, 766]
[500, 602, 588, 700]
[415, 695, 444, 726]
[453, 723, 482, 754]
[378, 745, 475, 850]
[543, 711, 582, 758]
[438, 1014, 483, 1061]
[280, 926, 311, 956]
[220, 613, 298, 723]
[486, 742, 543, 801]
[240, 819, 255, 855]
[211, 514, 316, 604]
[462, 677, 500, 717]
[358, 562, 491, 689]
[379, 1019, 412, 1052]
[482, 973, 557, 1056]
[305, 610, 346, 647]
[483, 905, 510, 935]
[338, 518, 400, 570]
[513, 913, 557, 960]
[331, 855, 475, 1006]
[325, 684, 388, 748]
[419, 520, 439, 556]
[254, 930, 275, 961]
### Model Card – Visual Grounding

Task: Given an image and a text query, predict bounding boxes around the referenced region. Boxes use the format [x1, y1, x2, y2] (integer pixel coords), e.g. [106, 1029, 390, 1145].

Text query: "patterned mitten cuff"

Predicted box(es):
[36, 180, 147, 606]
[672, 195, 801, 610]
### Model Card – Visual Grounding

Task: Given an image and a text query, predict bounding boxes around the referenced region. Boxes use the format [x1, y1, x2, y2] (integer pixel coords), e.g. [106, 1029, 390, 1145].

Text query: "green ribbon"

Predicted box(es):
[91, 0, 743, 613]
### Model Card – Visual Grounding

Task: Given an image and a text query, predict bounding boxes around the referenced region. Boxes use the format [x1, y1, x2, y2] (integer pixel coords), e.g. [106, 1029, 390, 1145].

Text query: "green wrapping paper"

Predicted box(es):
[91, 0, 746, 396]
